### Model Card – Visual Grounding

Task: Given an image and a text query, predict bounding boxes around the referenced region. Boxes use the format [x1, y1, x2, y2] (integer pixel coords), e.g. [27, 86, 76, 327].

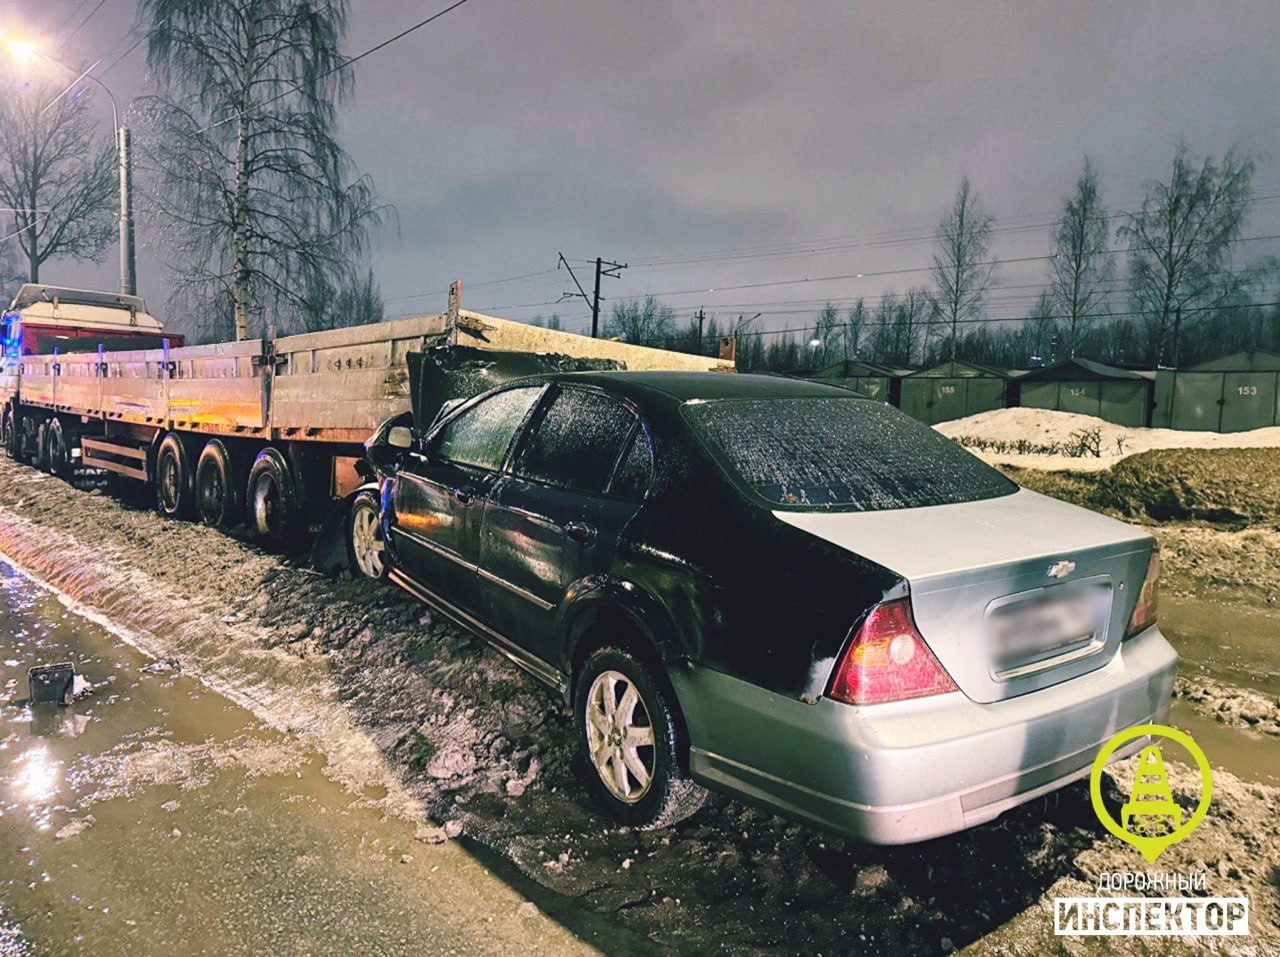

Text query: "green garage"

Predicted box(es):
[898, 360, 1009, 425]
[810, 359, 905, 404]
[1016, 358, 1154, 428]
[1151, 351, 1280, 432]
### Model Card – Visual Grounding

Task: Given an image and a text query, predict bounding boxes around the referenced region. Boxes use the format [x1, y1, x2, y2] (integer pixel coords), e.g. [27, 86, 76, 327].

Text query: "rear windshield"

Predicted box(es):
[683, 396, 1017, 512]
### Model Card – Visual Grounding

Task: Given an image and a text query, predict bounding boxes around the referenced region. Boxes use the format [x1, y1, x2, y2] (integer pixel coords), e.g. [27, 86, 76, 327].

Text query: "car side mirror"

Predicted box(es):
[367, 426, 414, 473]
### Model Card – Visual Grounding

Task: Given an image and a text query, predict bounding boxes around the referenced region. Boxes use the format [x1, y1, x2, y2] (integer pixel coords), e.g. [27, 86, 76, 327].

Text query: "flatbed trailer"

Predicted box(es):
[2, 283, 732, 543]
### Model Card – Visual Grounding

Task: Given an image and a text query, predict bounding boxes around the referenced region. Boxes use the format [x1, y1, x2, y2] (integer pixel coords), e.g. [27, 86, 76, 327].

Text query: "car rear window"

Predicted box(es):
[683, 396, 1017, 511]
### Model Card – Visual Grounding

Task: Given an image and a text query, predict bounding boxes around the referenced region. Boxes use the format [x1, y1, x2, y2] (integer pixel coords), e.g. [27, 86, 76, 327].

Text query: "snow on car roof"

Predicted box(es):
[550, 370, 860, 404]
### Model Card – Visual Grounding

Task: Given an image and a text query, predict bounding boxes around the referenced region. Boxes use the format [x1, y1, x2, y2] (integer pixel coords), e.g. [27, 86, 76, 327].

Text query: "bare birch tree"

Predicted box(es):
[841, 298, 867, 359]
[930, 176, 995, 361]
[605, 295, 675, 346]
[136, 0, 387, 340]
[1119, 144, 1257, 366]
[0, 73, 115, 283]
[1049, 158, 1114, 356]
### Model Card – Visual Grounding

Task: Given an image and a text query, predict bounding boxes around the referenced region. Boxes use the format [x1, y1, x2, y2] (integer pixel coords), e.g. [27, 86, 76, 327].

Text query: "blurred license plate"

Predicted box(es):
[989, 583, 1108, 668]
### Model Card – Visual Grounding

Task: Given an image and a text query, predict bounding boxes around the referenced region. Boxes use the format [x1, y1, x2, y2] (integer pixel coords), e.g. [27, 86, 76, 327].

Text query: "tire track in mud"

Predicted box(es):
[1, 460, 1277, 954]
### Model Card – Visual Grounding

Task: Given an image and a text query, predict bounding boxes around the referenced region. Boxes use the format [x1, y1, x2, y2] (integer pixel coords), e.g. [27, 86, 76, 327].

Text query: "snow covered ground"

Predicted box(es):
[936, 407, 1280, 472]
[1, 454, 1278, 952]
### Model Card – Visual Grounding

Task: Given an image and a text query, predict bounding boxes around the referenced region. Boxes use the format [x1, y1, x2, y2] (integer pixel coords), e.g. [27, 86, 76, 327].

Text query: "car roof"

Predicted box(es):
[543, 370, 864, 406]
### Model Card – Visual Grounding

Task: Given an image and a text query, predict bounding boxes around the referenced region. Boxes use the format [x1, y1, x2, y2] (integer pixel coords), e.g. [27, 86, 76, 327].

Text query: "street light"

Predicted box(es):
[2, 32, 136, 296]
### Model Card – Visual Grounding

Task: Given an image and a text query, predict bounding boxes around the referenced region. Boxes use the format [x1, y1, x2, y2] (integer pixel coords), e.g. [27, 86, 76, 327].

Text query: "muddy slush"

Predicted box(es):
[0, 562, 605, 956]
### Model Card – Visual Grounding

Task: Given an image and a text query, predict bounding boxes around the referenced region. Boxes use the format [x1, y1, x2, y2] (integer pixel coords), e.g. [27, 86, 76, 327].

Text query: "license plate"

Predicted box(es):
[988, 582, 1109, 670]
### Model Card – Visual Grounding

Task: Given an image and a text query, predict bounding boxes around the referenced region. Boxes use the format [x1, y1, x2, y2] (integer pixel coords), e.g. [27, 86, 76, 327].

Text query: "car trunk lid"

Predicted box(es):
[774, 489, 1154, 703]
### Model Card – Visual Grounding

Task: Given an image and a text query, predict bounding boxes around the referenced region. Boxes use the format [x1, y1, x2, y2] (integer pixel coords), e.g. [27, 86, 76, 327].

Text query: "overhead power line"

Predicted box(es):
[381, 267, 558, 303]
[199, 0, 475, 133]
[618, 192, 1280, 270]
[591, 232, 1280, 304]
[64, 0, 110, 45]
[677, 298, 1280, 343]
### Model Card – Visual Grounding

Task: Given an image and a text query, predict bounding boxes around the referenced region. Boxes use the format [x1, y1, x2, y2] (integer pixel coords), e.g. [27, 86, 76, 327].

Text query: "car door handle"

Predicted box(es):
[453, 487, 474, 505]
[565, 521, 597, 547]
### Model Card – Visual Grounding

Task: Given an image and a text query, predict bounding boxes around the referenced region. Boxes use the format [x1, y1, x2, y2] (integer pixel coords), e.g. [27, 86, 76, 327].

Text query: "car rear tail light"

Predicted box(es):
[1125, 550, 1159, 639]
[827, 597, 958, 706]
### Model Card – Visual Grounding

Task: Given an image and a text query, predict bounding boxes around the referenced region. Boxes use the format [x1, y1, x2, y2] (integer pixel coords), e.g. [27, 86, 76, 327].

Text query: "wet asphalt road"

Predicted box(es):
[0, 562, 621, 956]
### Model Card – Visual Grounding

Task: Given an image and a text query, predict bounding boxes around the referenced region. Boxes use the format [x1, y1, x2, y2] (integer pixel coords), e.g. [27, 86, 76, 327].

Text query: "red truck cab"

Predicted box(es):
[1, 284, 181, 362]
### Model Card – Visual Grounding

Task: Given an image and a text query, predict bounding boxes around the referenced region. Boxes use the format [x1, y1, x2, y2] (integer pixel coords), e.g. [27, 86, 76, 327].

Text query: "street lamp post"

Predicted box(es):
[59, 70, 136, 297]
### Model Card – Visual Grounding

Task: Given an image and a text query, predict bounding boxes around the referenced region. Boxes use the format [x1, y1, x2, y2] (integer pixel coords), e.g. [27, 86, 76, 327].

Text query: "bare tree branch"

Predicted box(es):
[930, 176, 996, 362]
[136, 0, 392, 341]
[1119, 143, 1259, 365]
[0, 71, 116, 284]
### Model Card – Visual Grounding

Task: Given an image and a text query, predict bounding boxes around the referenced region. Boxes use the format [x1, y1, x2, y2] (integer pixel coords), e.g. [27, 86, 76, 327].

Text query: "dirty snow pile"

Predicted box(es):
[936, 407, 1280, 472]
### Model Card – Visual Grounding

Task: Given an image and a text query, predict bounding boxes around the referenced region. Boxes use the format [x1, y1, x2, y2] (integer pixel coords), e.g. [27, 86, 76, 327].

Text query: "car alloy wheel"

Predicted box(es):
[585, 669, 657, 804]
[349, 491, 387, 579]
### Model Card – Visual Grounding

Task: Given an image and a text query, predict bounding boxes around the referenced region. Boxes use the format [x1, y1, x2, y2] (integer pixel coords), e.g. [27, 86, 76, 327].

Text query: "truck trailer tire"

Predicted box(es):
[196, 439, 243, 529]
[45, 419, 72, 480]
[33, 420, 50, 472]
[2, 408, 15, 459]
[155, 432, 196, 519]
[247, 447, 300, 546]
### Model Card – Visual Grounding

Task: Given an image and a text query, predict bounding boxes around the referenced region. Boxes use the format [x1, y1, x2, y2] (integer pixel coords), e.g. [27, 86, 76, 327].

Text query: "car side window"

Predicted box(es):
[514, 387, 637, 494]
[431, 386, 543, 472]
[607, 426, 653, 500]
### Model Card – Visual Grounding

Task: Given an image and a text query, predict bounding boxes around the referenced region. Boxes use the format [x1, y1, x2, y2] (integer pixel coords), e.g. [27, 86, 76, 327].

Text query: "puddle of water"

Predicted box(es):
[1161, 598, 1280, 697]
[0, 562, 603, 956]
[1169, 699, 1280, 788]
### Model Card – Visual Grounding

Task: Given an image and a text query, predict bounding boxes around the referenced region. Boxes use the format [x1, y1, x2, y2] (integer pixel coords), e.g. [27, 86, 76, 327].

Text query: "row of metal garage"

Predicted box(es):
[807, 351, 1280, 432]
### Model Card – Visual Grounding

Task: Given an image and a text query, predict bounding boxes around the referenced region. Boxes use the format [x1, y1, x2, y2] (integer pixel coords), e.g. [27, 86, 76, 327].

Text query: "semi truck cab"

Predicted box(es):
[1, 284, 179, 367]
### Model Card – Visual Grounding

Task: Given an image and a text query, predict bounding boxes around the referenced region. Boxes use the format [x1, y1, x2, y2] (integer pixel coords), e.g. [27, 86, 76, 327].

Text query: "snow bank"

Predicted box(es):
[936, 407, 1280, 472]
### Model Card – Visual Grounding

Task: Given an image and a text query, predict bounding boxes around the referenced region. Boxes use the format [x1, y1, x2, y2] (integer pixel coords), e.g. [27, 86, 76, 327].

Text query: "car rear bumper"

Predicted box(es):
[670, 626, 1177, 844]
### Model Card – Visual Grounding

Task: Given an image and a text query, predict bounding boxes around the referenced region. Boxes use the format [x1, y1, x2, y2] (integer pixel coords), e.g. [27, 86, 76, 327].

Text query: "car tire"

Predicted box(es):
[247, 447, 300, 546]
[347, 488, 389, 580]
[195, 439, 243, 528]
[574, 645, 707, 829]
[155, 432, 195, 519]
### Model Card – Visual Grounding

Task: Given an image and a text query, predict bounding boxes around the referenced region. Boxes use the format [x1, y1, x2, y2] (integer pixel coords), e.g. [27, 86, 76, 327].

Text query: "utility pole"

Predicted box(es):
[1171, 306, 1183, 369]
[38, 57, 136, 295]
[591, 258, 604, 338]
[591, 257, 626, 338]
[694, 307, 706, 353]
[557, 253, 626, 338]
[117, 127, 136, 296]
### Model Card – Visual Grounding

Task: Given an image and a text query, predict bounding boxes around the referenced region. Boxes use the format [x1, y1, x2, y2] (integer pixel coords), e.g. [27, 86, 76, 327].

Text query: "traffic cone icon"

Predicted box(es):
[1121, 745, 1183, 836]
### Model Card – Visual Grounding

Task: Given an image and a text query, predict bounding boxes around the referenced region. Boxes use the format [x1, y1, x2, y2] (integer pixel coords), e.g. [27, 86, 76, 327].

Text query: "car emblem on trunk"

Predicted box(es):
[1047, 560, 1076, 579]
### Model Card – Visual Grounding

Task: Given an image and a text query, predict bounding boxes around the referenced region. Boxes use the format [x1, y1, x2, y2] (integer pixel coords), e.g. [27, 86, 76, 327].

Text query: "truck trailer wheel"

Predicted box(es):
[155, 432, 196, 519]
[196, 439, 243, 528]
[45, 419, 72, 480]
[247, 447, 300, 546]
[33, 421, 51, 472]
[1, 408, 12, 458]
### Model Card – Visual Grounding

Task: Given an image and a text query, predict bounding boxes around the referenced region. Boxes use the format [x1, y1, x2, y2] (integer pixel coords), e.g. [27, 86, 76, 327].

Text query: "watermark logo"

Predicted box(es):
[1056, 727, 1248, 937]
[1090, 724, 1212, 863]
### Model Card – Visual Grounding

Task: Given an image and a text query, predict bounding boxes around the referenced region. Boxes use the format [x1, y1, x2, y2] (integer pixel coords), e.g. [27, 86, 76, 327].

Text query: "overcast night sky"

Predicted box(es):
[9, 0, 1280, 337]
